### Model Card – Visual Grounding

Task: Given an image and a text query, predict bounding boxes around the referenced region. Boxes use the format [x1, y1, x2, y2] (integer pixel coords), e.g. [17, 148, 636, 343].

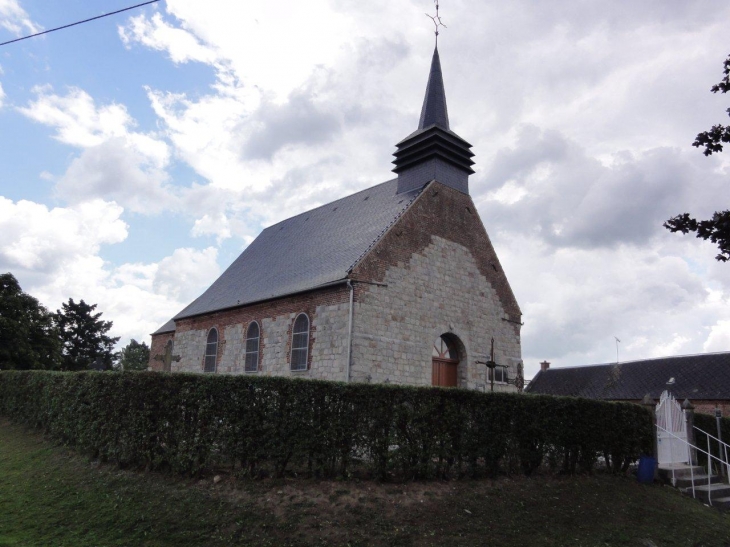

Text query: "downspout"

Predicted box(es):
[346, 280, 354, 382]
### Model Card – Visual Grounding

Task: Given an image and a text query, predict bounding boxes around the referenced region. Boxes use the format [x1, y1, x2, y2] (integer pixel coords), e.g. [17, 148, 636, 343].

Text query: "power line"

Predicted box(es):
[0, 0, 161, 47]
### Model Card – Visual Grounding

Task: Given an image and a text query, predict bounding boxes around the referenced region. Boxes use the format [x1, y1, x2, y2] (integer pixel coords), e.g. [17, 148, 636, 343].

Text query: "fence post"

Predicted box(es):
[641, 393, 657, 461]
[682, 399, 696, 466]
[717, 406, 725, 478]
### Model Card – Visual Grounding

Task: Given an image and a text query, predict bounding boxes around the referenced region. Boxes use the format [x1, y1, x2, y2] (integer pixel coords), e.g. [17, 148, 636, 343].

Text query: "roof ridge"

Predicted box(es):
[346, 183, 426, 274]
[543, 350, 730, 371]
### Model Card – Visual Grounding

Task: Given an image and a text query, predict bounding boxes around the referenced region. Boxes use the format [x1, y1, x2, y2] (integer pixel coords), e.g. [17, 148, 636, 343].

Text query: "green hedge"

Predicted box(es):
[694, 412, 730, 472]
[0, 371, 653, 480]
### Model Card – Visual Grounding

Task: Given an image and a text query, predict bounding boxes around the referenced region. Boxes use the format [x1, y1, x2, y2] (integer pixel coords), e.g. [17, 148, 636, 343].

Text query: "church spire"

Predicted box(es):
[392, 46, 474, 195]
[418, 47, 450, 131]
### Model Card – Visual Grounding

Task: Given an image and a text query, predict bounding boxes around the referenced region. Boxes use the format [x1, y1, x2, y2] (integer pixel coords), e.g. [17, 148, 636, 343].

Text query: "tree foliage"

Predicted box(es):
[692, 54, 730, 156]
[665, 54, 730, 261]
[116, 339, 150, 371]
[0, 273, 61, 370]
[55, 299, 119, 371]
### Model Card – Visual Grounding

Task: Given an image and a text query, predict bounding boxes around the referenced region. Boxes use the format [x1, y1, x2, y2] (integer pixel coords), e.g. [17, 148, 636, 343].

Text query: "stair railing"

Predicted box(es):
[655, 423, 728, 506]
[693, 425, 730, 479]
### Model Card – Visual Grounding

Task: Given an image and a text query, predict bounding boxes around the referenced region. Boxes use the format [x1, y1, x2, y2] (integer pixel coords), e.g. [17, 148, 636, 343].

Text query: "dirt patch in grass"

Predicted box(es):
[1, 419, 729, 546]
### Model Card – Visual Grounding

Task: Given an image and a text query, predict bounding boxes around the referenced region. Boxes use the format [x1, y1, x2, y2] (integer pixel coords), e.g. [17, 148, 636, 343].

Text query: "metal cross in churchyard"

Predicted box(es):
[153, 342, 180, 372]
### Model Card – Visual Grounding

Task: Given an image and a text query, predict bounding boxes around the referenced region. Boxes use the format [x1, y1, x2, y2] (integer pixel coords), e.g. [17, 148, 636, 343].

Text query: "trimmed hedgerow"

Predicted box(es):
[0, 371, 653, 480]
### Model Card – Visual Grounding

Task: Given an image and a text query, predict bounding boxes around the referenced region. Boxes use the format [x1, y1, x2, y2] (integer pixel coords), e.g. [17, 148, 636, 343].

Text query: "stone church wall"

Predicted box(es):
[350, 236, 520, 390]
[349, 181, 522, 391]
[150, 286, 351, 381]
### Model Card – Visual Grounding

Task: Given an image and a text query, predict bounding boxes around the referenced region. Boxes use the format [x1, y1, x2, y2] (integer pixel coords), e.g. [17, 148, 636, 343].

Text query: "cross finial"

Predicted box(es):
[425, 1, 446, 46]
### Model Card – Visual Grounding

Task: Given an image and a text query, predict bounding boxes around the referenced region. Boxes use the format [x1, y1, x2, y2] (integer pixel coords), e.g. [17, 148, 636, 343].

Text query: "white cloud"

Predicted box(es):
[58, 138, 171, 214]
[18, 86, 173, 212]
[0, 197, 127, 273]
[0, 196, 222, 347]
[496, 233, 730, 377]
[0, 0, 40, 36]
[19, 87, 168, 166]
[191, 213, 231, 242]
[0, 81, 5, 109]
[119, 12, 220, 66]
[153, 246, 219, 302]
[704, 320, 730, 353]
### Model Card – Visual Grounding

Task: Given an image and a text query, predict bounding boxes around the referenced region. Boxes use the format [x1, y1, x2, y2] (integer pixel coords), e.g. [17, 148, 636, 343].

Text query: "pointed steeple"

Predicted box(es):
[418, 48, 450, 130]
[393, 47, 474, 195]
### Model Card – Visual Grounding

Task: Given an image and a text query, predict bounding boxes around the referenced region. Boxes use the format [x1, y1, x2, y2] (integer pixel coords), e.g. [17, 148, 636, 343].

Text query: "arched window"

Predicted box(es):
[290, 313, 309, 371]
[204, 328, 218, 373]
[244, 321, 260, 373]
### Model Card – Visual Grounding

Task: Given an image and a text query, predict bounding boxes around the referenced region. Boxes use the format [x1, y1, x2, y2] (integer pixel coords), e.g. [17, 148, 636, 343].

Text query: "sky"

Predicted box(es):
[0, 0, 729, 379]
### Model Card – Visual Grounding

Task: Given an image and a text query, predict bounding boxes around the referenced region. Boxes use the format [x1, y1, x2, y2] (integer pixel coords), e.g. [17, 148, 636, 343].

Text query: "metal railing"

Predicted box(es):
[694, 425, 730, 479]
[655, 423, 729, 506]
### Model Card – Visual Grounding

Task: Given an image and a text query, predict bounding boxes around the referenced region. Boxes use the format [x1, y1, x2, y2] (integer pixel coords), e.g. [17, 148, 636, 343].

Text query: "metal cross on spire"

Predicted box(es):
[425, 0, 447, 46]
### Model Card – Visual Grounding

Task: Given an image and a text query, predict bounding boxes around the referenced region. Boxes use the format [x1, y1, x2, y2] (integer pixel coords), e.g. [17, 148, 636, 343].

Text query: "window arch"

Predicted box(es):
[244, 321, 260, 373]
[204, 328, 218, 373]
[290, 313, 310, 371]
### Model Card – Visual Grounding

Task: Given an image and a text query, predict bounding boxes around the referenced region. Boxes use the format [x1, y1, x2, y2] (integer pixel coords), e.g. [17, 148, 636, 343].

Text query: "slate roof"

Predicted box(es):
[153, 318, 176, 335]
[168, 178, 421, 322]
[526, 352, 730, 401]
[419, 47, 449, 131]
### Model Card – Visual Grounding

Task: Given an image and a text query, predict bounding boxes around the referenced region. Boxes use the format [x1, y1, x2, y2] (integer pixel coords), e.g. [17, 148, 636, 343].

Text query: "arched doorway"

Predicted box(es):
[432, 334, 460, 387]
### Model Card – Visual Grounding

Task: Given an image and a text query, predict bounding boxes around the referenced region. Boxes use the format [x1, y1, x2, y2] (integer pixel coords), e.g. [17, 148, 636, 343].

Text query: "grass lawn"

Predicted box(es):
[1, 420, 729, 546]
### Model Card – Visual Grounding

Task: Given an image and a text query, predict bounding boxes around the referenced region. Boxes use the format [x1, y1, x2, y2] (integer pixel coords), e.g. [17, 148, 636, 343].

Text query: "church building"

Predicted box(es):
[149, 46, 523, 391]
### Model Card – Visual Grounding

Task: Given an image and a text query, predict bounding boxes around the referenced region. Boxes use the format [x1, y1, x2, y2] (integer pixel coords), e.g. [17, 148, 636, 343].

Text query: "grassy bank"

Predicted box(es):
[0, 420, 728, 547]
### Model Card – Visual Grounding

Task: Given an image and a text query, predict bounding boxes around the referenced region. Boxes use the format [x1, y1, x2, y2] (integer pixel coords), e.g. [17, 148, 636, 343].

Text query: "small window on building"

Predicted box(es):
[290, 313, 309, 371]
[488, 366, 507, 384]
[204, 328, 218, 373]
[244, 321, 260, 373]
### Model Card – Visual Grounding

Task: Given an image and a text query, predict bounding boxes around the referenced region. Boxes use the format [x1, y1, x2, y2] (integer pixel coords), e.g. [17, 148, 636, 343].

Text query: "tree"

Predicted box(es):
[664, 54, 730, 262]
[115, 339, 150, 371]
[0, 273, 61, 370]
[56, 298, 119, 371]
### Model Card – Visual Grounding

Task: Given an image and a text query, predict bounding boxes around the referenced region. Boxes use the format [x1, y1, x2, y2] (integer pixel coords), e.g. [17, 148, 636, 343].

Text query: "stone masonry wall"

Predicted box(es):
[148, 286, 351, 381]
[350, 181, 522, 391]
[350, 236, 521, 390]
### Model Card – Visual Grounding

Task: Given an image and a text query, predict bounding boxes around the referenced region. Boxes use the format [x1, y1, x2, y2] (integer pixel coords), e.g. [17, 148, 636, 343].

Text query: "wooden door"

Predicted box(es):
[432, 359, 458, 387]
[432, 336, 459, 387]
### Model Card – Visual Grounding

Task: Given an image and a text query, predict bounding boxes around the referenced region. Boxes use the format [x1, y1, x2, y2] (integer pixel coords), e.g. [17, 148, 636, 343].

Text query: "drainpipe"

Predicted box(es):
[345, 280, 354, 382]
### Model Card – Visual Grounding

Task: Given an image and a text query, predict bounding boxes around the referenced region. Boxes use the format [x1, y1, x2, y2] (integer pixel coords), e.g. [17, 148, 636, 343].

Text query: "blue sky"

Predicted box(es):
[1, 0, 729, 378]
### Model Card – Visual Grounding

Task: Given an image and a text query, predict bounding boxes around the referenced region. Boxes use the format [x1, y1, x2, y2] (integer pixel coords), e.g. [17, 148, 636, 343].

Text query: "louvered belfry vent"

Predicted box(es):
[394, 47, 475, 195]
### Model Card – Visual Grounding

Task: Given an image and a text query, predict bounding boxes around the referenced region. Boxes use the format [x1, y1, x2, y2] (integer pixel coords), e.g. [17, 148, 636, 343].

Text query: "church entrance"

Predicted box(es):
[432, 335, 460, 387]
